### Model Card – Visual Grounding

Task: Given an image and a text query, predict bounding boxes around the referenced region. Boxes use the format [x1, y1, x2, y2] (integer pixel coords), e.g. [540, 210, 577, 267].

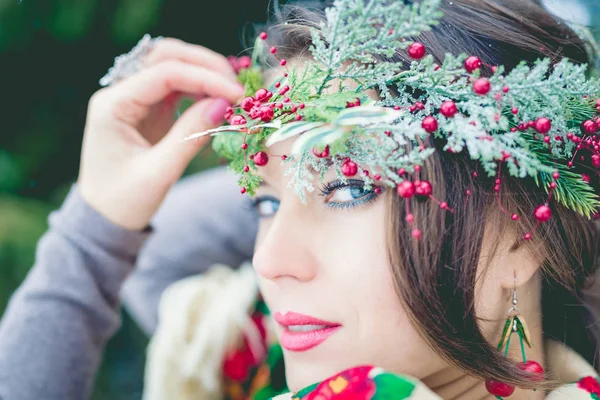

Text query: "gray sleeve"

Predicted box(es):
[0, 186, 151, 400]
[121, 166, 258, 335]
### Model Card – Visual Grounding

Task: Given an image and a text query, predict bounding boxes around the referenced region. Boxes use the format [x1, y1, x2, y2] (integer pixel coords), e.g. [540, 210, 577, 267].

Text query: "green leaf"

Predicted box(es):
[238, 66, 265, 97]
[525, 133, 600, 218]
[265, 122, 327, 147]
[372, 373, 416, 400]
[334, 106, 401, 126]
[290, 126, 345, 155]
[496, 317, 514, 351]
[292, 381, 320, 399]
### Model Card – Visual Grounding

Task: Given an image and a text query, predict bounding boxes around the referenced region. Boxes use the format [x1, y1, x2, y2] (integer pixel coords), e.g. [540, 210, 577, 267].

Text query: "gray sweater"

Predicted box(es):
[0, 167, 258, 400]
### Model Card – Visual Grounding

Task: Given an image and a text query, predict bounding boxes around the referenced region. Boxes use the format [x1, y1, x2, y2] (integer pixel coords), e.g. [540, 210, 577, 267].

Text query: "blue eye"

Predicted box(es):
[320, 179, 383, 210]
[251, 195, 280, 218]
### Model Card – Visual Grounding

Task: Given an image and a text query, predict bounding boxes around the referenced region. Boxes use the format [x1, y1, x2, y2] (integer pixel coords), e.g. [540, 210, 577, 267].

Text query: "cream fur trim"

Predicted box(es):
[142, 263, 258, 400]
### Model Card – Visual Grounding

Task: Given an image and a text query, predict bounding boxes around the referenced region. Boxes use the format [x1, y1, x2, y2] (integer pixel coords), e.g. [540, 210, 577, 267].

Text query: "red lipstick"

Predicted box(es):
[274, 311, 341, 352]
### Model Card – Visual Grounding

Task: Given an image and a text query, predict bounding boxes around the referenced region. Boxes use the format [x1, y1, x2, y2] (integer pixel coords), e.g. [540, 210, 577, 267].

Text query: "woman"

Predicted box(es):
[0, 1, 599, 400]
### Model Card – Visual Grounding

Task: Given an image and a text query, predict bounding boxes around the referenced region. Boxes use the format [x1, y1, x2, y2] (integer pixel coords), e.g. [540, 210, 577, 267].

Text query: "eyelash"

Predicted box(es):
[319, 179, 381, 210]
[250, 180, 383, 217]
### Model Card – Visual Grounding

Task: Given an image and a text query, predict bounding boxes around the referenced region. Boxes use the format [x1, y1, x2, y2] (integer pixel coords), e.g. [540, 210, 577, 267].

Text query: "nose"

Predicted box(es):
[252, 201, 319, 282]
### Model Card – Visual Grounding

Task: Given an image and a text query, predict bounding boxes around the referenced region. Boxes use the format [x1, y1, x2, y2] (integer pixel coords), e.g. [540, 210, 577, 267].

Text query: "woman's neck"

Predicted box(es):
[421, 274, 546, 400]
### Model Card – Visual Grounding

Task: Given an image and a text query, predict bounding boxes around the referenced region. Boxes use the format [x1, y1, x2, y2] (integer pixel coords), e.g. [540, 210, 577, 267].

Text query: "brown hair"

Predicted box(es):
[254, 0, 600, 390]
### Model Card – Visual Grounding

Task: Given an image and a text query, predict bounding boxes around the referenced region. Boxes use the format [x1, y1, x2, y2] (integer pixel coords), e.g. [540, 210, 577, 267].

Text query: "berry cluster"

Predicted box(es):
[225, 39, 599, 234]
[226, 32, 309, 193]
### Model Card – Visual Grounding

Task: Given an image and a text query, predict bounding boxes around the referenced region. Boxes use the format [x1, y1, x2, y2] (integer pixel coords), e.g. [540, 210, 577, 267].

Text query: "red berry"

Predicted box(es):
[259, 106, 274, 122]
[253, 151, 269, 166]
[312, 145, 330, 158]
[231, 115, 247, 125]
[397, 181, 416, 198]
[415, 180, 433, 197]
[405, 214, 414, 223]
[408, 42, 426, 59]
[224, 107, 234, 120]
[511, 107, 519, 115]
[279, 85, 290, 96]
[485, 380, 515, 397]
[464, 56, 482, 73]
[583, 120, 597, 134]
[280, 59, 287, 66]
[241, 96, 256, 112]
[440, 101, 458, 118]
[342, 160, 358, 177]
[582, 173, 591, 183]
[243, 166, 250, 173]
[240, 187, 247, 194]
[534, 205, 552, 222]
[473, 78, 491, 95]
[270, 46, 277, 54]
[592, 154, 600, 168]
[412, 229, 422, 239]
[511, 214, 519, 220]
[422, 116, 438, 133]
[255, 89, 270, 103]
[241, 143, 248, 150]
[346, 98, 361, 108]
[535, 117, 552, 134]
[249, 107, 260, 120]
[517, 361, 544, 382]
[259, 32, 267, 40]
[503, 86, 510, 93]
[295, 114, 302, 121]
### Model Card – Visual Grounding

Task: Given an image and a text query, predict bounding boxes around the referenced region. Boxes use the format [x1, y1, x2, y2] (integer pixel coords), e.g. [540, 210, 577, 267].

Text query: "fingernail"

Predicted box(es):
[206, 98, 231, 124]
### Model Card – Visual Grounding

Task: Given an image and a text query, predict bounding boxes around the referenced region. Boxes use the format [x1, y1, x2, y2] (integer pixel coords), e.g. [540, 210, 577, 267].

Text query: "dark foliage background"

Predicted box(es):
[0, 0, 597, 399]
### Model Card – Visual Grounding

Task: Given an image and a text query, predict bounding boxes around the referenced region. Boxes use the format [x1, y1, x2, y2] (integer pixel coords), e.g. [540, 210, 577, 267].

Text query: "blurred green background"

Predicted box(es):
[0, 0, 598, 399]
[0, 0, 270, 398]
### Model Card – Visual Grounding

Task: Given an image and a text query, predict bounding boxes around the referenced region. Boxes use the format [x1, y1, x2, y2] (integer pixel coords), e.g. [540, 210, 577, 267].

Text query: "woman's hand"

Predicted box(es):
[78, 38, 245, 230]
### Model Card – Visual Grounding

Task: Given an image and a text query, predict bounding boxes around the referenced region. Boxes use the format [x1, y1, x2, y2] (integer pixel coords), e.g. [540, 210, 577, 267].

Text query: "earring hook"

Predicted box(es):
[508, 272, 520, 317]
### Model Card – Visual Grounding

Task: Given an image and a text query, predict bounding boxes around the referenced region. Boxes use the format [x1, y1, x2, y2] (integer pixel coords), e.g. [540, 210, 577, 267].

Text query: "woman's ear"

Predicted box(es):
[479, 223, 544, 294]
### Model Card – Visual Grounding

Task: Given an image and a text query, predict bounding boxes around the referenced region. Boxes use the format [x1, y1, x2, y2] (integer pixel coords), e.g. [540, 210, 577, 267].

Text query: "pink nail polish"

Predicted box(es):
[207, 98, 230, 124]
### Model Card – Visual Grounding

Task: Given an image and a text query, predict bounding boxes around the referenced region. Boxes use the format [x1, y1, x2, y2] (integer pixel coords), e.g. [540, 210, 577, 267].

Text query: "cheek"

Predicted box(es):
[328, 219, 442, 378]
[254, 197, 445, 389]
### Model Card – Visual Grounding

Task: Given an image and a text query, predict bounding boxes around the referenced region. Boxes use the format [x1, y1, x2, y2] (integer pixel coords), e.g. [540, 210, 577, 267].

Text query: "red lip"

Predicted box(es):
[274, 311, 341, 352]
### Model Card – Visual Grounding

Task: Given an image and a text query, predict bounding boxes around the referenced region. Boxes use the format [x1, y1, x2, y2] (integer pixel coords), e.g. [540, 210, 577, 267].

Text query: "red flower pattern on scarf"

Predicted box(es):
[578, 376, 600, 395]
[303, 366, 377, 400]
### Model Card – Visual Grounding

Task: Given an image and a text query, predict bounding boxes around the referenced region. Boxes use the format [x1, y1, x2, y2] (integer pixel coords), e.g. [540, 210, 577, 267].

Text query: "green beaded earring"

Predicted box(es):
[485, 276, 545, 398]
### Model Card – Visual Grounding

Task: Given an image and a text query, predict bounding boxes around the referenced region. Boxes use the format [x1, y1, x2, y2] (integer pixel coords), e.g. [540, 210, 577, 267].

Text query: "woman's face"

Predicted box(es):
[251, 138, 448, 391]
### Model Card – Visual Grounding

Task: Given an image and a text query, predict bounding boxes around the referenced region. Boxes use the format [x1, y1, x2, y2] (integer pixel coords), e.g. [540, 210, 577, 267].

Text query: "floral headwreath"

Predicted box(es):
[185, 0, 600, 240]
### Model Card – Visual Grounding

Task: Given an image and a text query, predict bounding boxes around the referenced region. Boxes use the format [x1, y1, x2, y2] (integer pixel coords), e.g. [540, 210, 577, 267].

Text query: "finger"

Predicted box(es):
[146, 38, 238, 82]
[151, 97, 231, 169]
[108, 60, 244, 123]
